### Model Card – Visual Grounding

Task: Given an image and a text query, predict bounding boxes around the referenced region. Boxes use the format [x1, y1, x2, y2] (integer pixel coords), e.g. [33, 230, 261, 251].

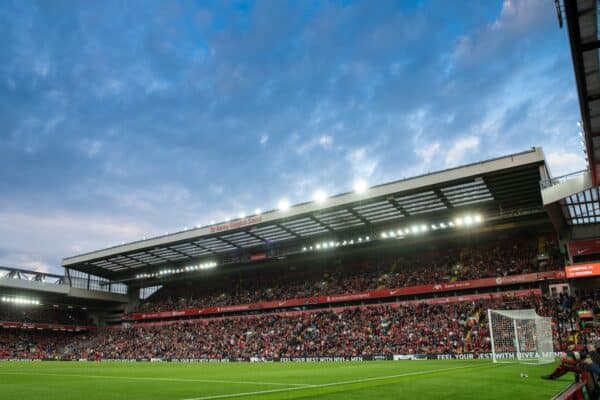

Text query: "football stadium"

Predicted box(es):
[1, 1, 600, 399]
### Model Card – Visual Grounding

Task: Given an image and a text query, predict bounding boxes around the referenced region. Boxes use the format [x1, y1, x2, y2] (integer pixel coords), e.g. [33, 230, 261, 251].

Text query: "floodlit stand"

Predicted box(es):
[487, 309, 554, 364]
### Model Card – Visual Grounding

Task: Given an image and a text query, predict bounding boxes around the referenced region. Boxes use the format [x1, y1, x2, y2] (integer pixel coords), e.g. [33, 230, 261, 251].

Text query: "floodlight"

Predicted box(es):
[316, 243, 321, 249]
[420, 225, 427, 232]
[358, 237, 362, 242]
[455, 217, 463, 226]
[277, 199, 290, 212]
[381, 232, 388, 239]
[440, 222, 447, 229]
[225, 217, 231, 222]
[313, 189, 328, 204]
[431, 224, 437, 230]
[474, 214, 482, 223]
[254, 208, 262, 215]
[365, 236, 370, 241]
[210, 220, 215, 225]
[464, 216, 473, 225]
[389, 231, 396, 237]
[411, 226, 419, 233]
[353, 179, 368, 194]
[396, 230, 403, 236]
[343, 240, 347, 245]
[448, 221, 455, 227]
[329, 241, 334, 247]
[349, 240, 354, 244]
[239, 212, 246, 219]
[302, 247, 307, 251]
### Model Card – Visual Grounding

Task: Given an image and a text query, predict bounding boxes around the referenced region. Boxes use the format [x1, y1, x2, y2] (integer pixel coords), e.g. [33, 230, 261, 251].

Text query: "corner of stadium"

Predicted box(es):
[1, 1, 600, 400]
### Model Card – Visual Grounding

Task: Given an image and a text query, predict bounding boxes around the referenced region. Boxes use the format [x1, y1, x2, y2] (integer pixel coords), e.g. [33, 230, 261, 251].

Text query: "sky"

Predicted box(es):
[0, 0, 588, 274]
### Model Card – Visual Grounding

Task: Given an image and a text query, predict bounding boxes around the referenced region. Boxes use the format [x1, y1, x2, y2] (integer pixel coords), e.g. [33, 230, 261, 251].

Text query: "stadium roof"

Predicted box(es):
[564, 0, 600, 186]
[62, 148, 549, 280]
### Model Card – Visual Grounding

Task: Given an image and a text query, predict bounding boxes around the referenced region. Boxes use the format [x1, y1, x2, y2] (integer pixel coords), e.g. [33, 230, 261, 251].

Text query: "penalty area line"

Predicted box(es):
[182, 362, 498, 400]
[0, 371, 312, 387]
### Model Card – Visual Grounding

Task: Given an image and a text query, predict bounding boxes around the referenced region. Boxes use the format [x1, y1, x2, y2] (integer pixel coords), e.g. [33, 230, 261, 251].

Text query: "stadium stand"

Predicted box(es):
[2, 291, 598, 361]
[131, 235, 563, 315]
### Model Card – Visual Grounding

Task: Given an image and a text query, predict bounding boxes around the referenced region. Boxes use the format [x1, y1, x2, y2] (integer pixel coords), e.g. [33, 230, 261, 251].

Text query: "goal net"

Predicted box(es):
[487, 309, 554, 364]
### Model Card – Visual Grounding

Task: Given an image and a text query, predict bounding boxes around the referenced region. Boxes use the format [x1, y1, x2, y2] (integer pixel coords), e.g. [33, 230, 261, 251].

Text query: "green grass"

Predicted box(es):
[0, 359, 573, 399]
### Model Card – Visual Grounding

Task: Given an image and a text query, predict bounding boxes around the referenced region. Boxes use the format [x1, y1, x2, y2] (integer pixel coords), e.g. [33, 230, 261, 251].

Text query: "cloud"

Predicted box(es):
[444, 136, 481, 167]
[452, 0, 553, 66]
[546, 152, 587, 177]
[416, 142, 441, 164]
[297, 134, 335, 154]
[0, 210, 150, 274]
[0, 0, 581, 274]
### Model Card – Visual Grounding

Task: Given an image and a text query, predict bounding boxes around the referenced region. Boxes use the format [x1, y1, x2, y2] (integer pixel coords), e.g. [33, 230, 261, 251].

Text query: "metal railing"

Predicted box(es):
[540, 169, 588, 189]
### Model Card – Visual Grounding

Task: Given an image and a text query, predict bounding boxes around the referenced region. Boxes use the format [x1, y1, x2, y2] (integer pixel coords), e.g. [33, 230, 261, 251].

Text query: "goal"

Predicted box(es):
[487, 309, 554, 364]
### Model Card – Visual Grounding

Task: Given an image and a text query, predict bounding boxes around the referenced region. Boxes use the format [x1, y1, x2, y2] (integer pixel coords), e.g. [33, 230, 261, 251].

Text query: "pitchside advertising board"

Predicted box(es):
[3, 352, 561, 363]
[565, 262, 600, 279]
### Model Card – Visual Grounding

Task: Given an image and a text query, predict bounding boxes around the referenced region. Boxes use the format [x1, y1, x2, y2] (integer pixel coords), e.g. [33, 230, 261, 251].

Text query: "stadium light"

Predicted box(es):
[254, 208, 262, 215]
[353, 179, 368, 194]
[313, 189, 328, 204]
[1, 296, 40, 305]
[239, 212, 246, 219]
[277, 199, 290, 212]
[210, 220, 215, 225]
[474, 214, 483, 223]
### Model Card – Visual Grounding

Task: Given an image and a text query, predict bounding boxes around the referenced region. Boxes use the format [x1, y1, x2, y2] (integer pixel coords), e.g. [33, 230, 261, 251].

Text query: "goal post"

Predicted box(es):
[487, 309, 554, 364]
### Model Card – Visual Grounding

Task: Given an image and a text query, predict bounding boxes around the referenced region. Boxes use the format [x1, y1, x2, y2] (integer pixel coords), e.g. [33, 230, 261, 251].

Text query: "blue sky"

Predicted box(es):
[0, 0, 587, 274]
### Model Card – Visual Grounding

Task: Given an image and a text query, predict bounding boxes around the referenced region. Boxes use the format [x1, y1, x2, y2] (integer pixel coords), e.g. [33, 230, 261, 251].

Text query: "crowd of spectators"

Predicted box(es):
[2, 291, 596, 361]
[135, 235, 562, 314]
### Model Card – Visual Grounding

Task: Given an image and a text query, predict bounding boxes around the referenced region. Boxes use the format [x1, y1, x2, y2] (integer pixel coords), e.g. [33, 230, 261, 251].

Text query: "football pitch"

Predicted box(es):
[0, 359, 572, 399]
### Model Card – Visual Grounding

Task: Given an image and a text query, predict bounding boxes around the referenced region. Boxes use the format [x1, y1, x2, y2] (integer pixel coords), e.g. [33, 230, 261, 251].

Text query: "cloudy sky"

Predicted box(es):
[0, 0, 587, 274]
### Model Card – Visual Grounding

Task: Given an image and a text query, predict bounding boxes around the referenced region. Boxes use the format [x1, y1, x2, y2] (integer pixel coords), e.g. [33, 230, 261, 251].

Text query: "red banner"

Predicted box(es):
[128, 271, 563, 321]
[565, 262, 600, 279]
[130, 289, 541, 329]
[209, 216, 262, 233]
[568, 239, 600, 257]
[0, 321, 95, 331]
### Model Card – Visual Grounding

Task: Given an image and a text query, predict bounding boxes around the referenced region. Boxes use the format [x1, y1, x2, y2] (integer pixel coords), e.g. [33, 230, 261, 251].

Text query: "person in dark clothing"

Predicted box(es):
[542, 343, 583, 380]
